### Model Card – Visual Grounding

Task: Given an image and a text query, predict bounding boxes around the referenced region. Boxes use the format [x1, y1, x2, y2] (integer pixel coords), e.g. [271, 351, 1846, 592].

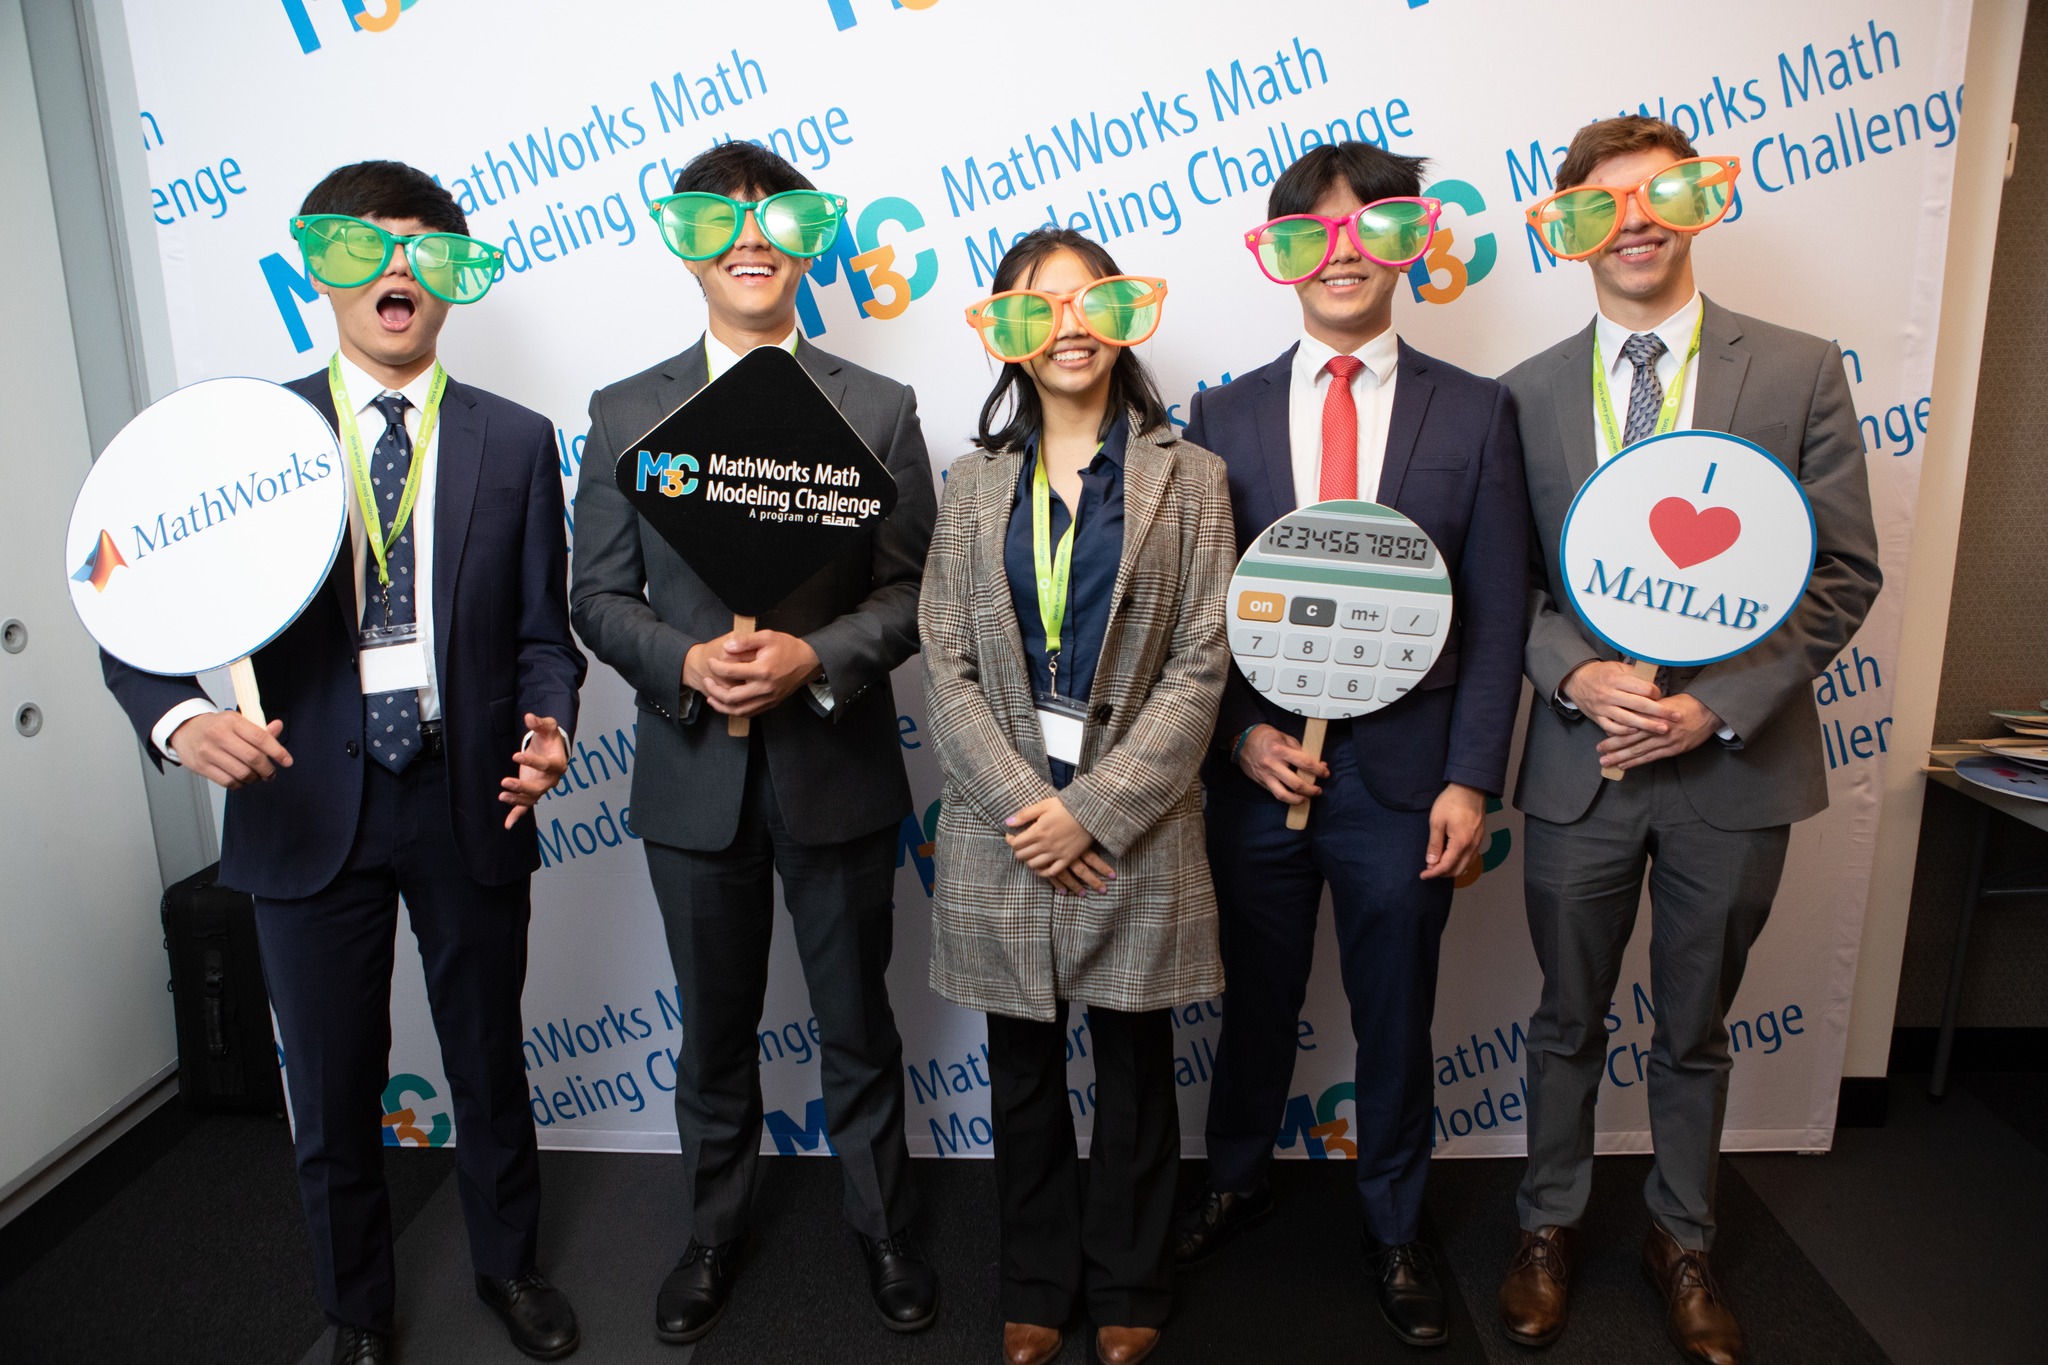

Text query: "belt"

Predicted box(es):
[416, 720, 445, 759]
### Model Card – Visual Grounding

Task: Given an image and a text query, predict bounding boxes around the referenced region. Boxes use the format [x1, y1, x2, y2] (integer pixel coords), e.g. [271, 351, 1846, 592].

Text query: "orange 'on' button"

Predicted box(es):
[1237, 591, 1285, 621]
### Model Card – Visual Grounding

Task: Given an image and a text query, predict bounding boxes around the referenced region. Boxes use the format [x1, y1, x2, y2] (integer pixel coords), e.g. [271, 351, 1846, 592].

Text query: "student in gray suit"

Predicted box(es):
[568, 142, 939, 1345]
[1499, 117, 1880, 1365]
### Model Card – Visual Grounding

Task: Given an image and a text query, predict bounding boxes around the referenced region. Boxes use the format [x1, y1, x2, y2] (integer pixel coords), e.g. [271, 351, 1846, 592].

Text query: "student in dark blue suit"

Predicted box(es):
[1174, 143, 1528, 1349]
[101, 162, 586, 1365]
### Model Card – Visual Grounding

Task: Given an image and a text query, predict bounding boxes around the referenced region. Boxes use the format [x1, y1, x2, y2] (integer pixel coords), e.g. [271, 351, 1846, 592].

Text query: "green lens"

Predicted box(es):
[758, 191, 843, 258]
[985, 294, 1054, 359]
[1080, 278, 1160, 343]
[1541, 188, 1619, 257]
[410, 234, 500, 304]
[1645, 160, 1732, 228]
[1256, 217, 1334, 282]
[302, 217, 390, 288]
[1354, 200, 1433, 264]
[656, 194, 741, 260]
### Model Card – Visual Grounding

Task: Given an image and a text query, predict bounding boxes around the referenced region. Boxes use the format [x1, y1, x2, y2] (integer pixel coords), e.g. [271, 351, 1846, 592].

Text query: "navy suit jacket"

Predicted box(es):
[102, 371, 586, 899]
[1186, 340, 1529, 810]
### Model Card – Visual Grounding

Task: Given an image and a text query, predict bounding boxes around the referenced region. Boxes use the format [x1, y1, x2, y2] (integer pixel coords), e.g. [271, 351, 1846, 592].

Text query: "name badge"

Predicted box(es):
[358, 622, 429, 695]
[1035, 691, 1089, 766]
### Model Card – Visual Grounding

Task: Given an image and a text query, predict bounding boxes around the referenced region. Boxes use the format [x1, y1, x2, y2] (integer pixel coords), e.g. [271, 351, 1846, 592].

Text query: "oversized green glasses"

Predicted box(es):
[1524, 157, 1742, 260]
[1245, 198, 1442, 284]
[290, 214, 505, 304]
[647, 189, 848, 261]
[964, 276, 1168, 363]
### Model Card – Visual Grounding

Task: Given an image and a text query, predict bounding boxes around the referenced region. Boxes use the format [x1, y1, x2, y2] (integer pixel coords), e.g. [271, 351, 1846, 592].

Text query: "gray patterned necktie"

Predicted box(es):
[363, 392, 422, 774]
[1620, 332, 1669, 446]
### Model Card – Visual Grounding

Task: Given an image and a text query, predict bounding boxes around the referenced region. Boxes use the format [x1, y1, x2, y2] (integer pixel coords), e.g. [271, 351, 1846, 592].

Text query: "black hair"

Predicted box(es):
[1266, 142, 1429, 219]
[300, 160, 466, 236]
[672, 140, 814, 198]
[974, 228, 1171, 453]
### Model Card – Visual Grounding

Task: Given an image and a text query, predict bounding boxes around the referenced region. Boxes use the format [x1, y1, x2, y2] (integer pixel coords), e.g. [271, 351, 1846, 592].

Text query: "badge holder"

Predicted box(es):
[1035, 691, 1089, 767]
[358, 621, 430, 695]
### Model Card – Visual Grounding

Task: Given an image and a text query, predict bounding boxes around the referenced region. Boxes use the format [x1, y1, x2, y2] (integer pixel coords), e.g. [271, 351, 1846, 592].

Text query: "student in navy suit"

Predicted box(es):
[101, 162, 586, 1365]
[1174, 143, 1528, 1348]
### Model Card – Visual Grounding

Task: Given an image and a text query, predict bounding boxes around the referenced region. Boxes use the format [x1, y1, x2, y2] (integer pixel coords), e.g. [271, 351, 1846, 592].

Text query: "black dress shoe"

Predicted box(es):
[656, 1239, 741, 1344]
[857, 1230, 939, 1332]
[1173, 1181, 1274, 1266]
[476, 1272, 581, 1360]
[1368, 1241, 1450, 1348]
[331, 1325, 394, 1364]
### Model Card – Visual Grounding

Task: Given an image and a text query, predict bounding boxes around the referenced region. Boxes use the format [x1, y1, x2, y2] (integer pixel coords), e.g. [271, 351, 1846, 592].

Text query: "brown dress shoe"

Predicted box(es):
[1498, 1225, 1571, 1347]
[1002, 1321, 1061, 1365]
[1095, 1324, 1160, 1364]
[1641, 1224, 1745, 1365]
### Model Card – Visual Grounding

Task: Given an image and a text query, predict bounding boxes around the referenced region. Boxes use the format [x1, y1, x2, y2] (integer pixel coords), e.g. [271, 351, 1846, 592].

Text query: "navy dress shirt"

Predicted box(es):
[1003, 413, 1128, 787]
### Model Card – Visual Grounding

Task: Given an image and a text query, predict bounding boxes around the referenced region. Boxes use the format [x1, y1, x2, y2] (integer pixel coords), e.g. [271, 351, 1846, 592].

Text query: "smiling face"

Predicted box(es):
[1580, 147, 1698, 326]
[683, 184, 811, 343]
[1292, 183, 1401, 352]
[1018, 248, 1119, 409]
[312, 215, 451, 388]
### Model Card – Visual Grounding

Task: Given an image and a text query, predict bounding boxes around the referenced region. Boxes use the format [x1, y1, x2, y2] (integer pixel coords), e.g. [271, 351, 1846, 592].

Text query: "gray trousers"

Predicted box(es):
[643, 746, 915, 1246]
[1517, 762, 1789, 1250]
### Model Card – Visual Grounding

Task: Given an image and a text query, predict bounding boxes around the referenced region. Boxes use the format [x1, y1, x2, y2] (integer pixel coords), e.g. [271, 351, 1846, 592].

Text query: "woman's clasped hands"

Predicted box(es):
[1004, 796, 1116, 897]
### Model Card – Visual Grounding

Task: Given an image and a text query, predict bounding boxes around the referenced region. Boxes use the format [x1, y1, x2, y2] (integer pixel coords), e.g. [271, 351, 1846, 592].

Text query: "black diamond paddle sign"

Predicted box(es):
[613, 345, 897, 617]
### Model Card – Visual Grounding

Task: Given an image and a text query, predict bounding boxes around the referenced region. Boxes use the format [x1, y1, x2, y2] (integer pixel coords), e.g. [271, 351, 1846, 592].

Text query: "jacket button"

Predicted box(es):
[1092, 704, 1113, 723]
[345, 741, 360, 757]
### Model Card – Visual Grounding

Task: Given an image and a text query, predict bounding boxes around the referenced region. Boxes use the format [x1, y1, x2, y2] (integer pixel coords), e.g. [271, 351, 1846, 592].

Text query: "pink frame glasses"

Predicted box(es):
[1243, 197, 1443, 285]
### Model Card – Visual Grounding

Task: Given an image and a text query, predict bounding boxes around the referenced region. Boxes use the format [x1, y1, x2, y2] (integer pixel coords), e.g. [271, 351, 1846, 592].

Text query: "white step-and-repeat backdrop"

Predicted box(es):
[124, 0, 1969, 1157]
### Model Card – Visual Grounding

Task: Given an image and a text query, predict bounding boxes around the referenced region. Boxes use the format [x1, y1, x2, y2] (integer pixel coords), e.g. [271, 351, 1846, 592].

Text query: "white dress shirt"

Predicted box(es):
[1591, 291, 1702, 463]
[1289, 325, 1400, 508]
[153, 353, 445, 760]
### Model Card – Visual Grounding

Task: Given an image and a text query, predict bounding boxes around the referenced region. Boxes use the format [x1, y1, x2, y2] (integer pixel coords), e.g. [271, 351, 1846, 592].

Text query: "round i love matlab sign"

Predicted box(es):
[1559, 431, 1815, 668]
[65, 377, 346, 676]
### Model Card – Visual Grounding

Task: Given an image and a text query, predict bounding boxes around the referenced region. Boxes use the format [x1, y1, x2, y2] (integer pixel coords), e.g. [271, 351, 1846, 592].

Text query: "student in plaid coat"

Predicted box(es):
[920, 229, 1233, 1365]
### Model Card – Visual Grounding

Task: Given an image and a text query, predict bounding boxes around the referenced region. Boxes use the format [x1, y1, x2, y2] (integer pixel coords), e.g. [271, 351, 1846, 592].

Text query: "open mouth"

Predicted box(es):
[1048, 344, 1097, 367]
[1613, 239, 1664, 263]
[726, 261, 776, 282]
[376, 290, 417, 331]
[1319, 272, 1368, 292]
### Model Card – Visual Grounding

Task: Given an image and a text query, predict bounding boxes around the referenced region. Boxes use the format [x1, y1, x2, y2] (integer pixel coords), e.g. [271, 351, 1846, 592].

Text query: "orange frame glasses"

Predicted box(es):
[1524, 156, 1742, 261]
[963, 275, 1168, 363]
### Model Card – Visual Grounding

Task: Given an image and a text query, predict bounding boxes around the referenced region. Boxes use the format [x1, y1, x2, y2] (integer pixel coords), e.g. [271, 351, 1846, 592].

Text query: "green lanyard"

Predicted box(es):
[329, 354, 446, 596]
[1591, 311, 1703, 456]
[1030, 449, 1085, 695]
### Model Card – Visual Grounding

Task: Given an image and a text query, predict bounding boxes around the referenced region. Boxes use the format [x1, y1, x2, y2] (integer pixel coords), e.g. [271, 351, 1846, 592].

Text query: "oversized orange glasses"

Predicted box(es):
[964, 275, 1167, 363]
[1525, 156, 1742, 261]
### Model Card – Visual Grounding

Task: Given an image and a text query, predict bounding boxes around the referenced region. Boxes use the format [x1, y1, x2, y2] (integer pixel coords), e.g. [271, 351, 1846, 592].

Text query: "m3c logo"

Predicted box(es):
[635, 451, 700, 499]
[382, 1073, 452, 1147]
[1406, 178, 1497, 307]
[278, 0, 431, 55]
[828, 0, 940, 32]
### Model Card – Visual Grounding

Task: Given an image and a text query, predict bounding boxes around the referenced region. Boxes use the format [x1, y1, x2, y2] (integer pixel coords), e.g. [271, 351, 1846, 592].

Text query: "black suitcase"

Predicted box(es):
[161, 864, 284, 1113]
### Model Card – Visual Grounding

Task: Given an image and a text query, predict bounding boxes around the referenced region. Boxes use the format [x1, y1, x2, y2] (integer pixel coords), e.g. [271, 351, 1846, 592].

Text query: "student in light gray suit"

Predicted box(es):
[569, 142, 939, 1346]
[1497, 117, 1880, 1365]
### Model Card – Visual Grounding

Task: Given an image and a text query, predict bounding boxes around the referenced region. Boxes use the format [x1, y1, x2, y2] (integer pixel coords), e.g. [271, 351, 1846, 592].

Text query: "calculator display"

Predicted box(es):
[1261, 516, 1437, 568]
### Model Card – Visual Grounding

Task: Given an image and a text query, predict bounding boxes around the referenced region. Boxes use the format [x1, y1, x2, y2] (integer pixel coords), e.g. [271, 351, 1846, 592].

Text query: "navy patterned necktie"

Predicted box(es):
[1620, 332, 1669, 446]
[363, 392, 422, 773]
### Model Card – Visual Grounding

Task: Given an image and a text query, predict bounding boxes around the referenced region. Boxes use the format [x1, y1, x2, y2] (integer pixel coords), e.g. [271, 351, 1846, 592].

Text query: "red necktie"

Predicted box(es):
[1318, 354, 1366, 501]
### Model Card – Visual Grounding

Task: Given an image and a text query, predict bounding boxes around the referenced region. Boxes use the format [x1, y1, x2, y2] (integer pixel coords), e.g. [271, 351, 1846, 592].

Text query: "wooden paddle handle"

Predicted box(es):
[228, 656, 266, 727]
[1284, 716, 1328, 831]
[1598, 659, 1662, 782]
[727, 615, 755, 738]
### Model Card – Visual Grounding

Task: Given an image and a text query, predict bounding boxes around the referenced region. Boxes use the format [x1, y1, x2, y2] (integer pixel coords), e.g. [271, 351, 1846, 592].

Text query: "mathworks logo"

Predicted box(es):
[70, 530, 128, 593]
[277, 0, 433, 55]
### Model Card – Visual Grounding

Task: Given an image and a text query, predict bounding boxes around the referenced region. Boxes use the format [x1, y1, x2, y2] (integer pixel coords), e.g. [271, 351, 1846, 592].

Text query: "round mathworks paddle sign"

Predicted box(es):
[65, 377, 346, 675]
[1559, 431, 1814, 668]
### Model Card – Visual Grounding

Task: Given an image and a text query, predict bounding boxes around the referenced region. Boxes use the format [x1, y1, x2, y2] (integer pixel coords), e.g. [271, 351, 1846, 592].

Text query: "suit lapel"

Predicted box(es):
[977, 449, 1030, 689]
[794, 336, 850, 415]
[1551, 319, 1600, 490]
[431, 382, 485, 685]
[289, 374, 362, 645]
[1691, 296, 1749, 436]
[1253, 348, 1296, 521]
[1110, 424, 1172, 630]
[1376, 341, 1433, 509]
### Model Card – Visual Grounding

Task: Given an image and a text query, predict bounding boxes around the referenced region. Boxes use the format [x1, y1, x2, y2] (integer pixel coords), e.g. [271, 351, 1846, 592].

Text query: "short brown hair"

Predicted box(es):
[1554, 116, 1698, 191]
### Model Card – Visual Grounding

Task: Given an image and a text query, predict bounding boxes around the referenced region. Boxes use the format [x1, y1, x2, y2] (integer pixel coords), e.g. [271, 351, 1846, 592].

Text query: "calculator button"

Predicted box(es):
[1289, 597, 1337, 627]
[1241, 663, 1275, 692]
[1277, 668, 1325, 697]
[1328, 671, 1374, 700]
[1282, 633, 1329, 661]
[1333, 638, 1381, 667]
[1385, 641, 1434, 672]
[1236, 590, 1286, 622]
[1230, 628, 1279, 658]
[1341, 601, 1388, 631]
[1392, 606, 1439, 635]
[1378, 677, 1413, 702]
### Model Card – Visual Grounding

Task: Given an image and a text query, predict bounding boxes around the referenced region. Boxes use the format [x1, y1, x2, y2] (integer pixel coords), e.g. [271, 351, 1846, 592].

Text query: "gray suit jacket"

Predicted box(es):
[1505, 296, 1882, 830]
[570, 336, 937, 850]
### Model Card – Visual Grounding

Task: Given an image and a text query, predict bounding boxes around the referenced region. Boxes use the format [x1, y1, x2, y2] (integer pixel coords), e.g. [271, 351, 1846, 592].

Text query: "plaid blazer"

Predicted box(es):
[920, 418, 1233, 1021]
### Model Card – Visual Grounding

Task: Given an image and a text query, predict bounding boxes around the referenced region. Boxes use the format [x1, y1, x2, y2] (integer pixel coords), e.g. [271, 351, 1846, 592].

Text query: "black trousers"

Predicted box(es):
[987, 1003, 1178, 1329]
[642, 744, 914, 1245]
[253, 754, 539, 1334]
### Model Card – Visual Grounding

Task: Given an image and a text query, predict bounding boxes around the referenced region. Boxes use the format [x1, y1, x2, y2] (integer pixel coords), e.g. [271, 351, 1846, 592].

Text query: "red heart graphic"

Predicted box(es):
[1648, 497, 1741, 569]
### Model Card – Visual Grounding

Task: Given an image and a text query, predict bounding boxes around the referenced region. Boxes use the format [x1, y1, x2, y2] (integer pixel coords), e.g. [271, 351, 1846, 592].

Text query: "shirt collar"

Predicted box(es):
[704, 327, 801, 381]
[1294, 325, 1400, 386]
[1595, 291, 1701, 374]
[334, 350, 438, 418]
